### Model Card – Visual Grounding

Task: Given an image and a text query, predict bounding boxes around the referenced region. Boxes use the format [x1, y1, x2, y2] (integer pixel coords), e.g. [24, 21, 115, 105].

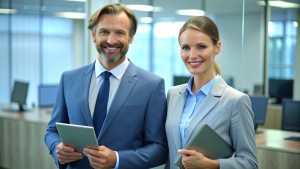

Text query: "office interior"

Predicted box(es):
[0, 0, 299, 169]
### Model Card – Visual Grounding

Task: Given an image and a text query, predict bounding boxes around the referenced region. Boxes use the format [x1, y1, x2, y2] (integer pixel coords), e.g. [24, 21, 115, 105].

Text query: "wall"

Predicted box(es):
[216, 12, 265, 94]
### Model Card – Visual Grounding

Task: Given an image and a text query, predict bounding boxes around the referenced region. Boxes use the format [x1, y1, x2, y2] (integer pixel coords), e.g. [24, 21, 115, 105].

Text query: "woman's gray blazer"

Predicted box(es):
[165, 76, 258, 169]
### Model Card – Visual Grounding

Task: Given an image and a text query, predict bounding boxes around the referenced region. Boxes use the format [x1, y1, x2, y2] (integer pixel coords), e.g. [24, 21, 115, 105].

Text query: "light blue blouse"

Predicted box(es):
[180, 75, 219, 148]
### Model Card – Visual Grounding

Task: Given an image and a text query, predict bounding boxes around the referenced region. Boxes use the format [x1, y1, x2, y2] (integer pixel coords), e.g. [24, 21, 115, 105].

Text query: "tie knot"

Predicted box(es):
[102, 71, 112, 80]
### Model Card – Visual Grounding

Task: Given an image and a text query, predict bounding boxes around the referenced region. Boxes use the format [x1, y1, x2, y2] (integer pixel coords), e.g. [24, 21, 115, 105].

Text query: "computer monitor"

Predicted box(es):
[268, 78, 293, 104]
[10, 81, 29, 111]
[281, 99, 300, 132]
[38, 85, 58, 107]
[249, 96, 268, 133]
[173, 76, 191, 86]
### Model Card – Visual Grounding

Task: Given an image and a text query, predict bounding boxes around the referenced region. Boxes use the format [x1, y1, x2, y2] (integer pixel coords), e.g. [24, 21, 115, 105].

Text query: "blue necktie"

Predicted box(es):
[93, 71, 112, 137]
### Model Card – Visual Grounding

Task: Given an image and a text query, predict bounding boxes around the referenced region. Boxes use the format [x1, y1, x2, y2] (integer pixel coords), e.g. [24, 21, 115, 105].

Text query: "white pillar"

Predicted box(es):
[294, 10, 300, 101]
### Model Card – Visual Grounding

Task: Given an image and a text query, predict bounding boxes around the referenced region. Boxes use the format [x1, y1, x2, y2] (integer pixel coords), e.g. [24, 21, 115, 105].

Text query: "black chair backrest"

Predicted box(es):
[281, 99, 300, 132]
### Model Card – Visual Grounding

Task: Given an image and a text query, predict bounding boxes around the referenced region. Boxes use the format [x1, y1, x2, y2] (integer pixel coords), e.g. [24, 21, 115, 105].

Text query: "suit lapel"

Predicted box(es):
[184, 76, 227, 145]
[171, 85, 187, 150]
[98, 61, 138, 139]
[80, 62, 95, 126]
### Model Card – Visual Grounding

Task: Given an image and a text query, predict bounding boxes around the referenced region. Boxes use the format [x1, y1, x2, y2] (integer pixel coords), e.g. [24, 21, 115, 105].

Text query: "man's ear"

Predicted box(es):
[129, 36, 134, 44]
[92, 31, 96, 43]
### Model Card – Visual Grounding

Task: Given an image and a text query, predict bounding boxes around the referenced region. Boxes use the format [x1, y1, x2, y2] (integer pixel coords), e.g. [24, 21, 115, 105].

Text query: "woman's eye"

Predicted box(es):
[198, 45, 206, 49]
[182, 46, 189, 50]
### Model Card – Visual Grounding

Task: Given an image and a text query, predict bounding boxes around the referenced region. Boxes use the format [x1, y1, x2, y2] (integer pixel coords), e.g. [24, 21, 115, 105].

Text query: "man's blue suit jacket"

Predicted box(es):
[44, 60, 168, 169]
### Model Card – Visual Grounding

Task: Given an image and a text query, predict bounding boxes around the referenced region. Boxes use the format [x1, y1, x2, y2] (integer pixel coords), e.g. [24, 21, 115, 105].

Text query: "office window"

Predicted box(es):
[269, 21, 297, 79]
[123, 0, 259, 92]
[127, 23, 150, 71]
[0, 0, 85, 106]
[42, 17, 74, 83]
[153, 22, 188, 88]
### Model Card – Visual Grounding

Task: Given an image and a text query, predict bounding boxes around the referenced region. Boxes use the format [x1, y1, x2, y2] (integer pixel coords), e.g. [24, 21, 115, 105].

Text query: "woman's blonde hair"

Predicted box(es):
[179, 16, 221, 75]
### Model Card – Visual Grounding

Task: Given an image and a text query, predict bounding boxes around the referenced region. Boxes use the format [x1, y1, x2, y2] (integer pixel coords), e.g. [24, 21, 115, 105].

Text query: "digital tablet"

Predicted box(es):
[56, 122, 99, 153]
[175, 124, 234, 169]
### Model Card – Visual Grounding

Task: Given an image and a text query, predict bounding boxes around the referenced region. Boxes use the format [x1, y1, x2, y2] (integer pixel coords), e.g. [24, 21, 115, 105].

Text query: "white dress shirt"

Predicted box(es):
[89, 58, 129, 117]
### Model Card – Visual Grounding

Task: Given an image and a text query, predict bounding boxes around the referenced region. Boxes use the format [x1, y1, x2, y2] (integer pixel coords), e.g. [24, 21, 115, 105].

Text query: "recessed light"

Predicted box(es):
[126, 5, 162, 12]
[64, 0, 86, 2]
[176, 9, 205, 16]
[257, 1, 300, 8]
[53, 12, 85, 19]
[0, 8, 17, 14]
[140, 17, 153, 23]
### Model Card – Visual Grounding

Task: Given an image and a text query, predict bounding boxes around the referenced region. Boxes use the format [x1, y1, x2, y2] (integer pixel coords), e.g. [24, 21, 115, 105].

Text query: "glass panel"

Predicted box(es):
[0, 0, 10, 103]
[286, 21, 297, 36]
[122, 0, 150, 71]
[269, 21, 284, 37]
[268, 8, 298, 80]
[42, 0, 85, 85]
[121, 0, 264, 94]
[268, 7, 298, 103]
[10, 0, 40, 106]
[0, 0, 85, 107]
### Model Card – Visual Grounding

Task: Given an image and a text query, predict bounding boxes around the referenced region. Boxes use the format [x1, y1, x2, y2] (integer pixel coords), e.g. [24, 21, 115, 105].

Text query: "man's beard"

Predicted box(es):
[96, 42, 127, 63]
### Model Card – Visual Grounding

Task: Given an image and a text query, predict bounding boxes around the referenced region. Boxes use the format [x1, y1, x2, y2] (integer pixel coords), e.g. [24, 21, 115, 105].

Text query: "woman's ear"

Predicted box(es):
[215, 41, 221, 55]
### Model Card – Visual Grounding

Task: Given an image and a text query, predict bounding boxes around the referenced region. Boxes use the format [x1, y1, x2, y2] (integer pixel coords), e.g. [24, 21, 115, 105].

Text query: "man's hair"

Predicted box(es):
[88, 3, 138, 38]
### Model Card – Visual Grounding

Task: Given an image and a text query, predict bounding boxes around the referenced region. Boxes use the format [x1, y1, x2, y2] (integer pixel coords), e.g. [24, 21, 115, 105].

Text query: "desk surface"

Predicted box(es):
[0, 104, 53, 124]
[1, 105, 299, 154]
[256, 128, 300, 153]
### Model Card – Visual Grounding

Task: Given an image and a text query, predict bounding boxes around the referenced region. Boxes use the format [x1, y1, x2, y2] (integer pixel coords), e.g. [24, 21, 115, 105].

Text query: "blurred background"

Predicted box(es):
[0, 0, 299, 106]
[0, 1, 299, 169]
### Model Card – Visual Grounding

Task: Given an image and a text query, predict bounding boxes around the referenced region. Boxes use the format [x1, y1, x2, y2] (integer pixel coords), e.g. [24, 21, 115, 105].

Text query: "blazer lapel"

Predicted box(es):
[80, 62, 95, 126]
[98, 61, 138, 139]
[171, 85, 187, 150]
[184, 77, 226, 145]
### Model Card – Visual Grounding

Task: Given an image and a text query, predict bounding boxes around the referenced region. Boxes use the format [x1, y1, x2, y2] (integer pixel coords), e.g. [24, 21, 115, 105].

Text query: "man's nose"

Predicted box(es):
[107, 33, 116, 45]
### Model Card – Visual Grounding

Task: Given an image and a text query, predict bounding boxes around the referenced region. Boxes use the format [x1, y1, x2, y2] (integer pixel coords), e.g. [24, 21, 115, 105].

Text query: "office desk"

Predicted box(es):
[1, 106, 299, 169]
[256, 129, 300, 169]
[0, 105, 57, 169]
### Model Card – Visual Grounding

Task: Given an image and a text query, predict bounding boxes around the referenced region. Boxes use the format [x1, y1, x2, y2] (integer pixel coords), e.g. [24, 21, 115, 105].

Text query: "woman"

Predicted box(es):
[165, 16, 258, 169]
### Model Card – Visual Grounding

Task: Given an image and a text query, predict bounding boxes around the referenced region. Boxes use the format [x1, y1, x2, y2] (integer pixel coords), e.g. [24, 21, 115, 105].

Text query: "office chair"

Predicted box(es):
[281, 99, 300, 141]
[249, 95, 268, 134]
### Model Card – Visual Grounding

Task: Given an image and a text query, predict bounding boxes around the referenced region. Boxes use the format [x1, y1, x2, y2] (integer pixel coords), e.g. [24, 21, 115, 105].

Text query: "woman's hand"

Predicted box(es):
[178, 149, 219, 169]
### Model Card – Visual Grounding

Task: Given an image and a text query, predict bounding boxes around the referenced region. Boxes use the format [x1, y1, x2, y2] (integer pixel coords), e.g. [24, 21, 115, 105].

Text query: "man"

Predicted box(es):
[44, 3, 168, 169]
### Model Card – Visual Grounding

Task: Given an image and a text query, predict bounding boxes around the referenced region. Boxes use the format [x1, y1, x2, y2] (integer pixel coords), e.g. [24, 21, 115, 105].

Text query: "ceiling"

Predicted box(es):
[0, 0, 299, 21]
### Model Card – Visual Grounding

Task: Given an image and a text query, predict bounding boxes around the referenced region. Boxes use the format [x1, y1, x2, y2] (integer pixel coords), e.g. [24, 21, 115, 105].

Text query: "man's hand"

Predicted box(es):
[56, 143, 83, 164]
[83, 145, 117, 169]
[178, 149, 219, 169]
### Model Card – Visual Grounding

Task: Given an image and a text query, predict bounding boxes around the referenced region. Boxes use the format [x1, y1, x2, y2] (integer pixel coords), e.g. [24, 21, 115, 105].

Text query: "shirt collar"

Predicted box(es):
[185, 74, 220, 96]
[95, 58, 129, 80]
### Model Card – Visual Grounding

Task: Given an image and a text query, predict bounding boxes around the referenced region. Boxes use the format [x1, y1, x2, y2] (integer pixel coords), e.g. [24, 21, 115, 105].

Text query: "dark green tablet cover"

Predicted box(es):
[174, 124, 234, 169]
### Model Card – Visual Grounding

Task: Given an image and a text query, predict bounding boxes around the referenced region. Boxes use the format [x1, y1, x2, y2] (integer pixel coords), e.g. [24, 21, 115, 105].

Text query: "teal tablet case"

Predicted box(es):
[56, 122, 99, 153]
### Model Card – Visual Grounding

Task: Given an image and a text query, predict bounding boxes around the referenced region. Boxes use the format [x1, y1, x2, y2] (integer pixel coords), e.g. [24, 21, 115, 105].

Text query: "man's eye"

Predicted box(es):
[100, 31, 108, 35]
[116, 32, 124, 36]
